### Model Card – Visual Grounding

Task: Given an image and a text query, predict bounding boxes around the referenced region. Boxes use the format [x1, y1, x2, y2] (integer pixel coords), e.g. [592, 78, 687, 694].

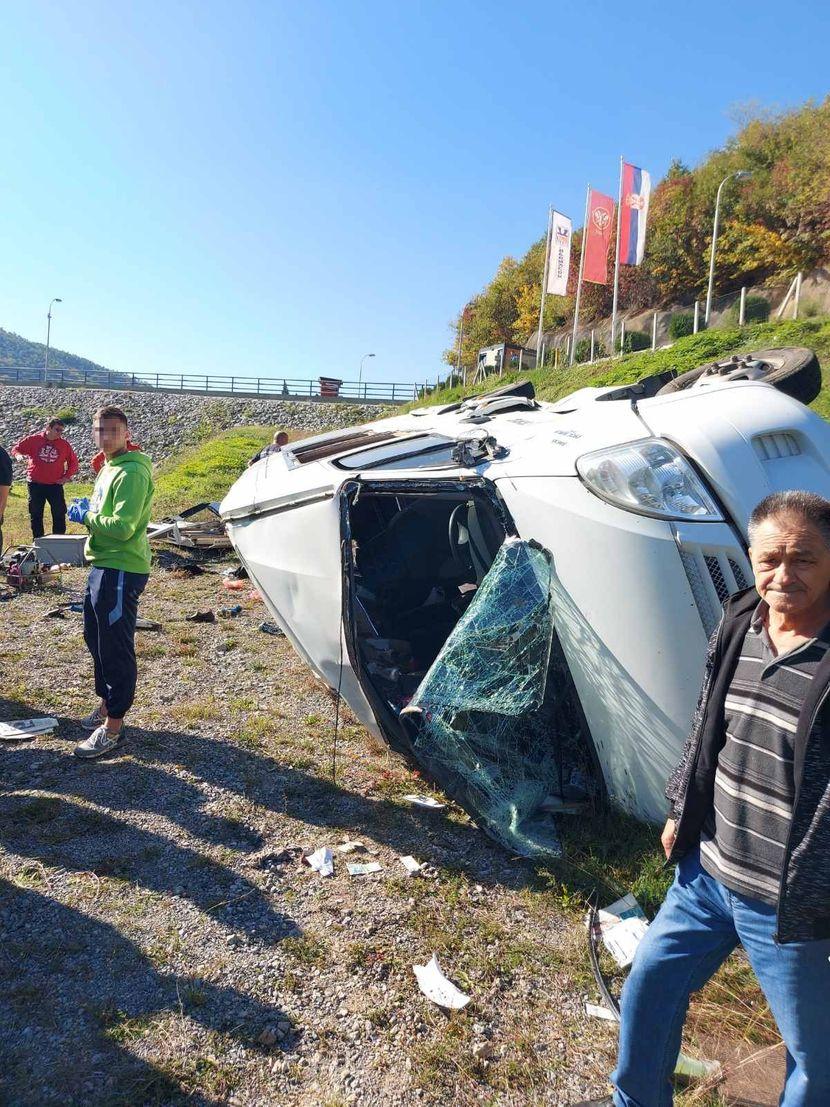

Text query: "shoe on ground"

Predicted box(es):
[74, 724, 125, 759]
[80, 706, 106, 731]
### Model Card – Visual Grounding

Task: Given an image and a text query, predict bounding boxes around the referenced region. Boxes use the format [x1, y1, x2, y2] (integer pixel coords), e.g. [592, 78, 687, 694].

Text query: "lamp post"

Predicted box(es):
[704, 171, 751, 325]
[358, 353, 375, 399]
[44, 297, 63, 373]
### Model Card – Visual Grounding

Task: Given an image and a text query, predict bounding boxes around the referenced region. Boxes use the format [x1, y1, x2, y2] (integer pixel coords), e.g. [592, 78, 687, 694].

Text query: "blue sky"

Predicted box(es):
[0, 1, 827, 386]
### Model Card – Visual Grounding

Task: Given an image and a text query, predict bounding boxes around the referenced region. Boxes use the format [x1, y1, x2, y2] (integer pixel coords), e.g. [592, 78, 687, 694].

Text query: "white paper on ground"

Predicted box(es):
[303, 847, 334, 877]
[585, 1002, 618, 1022]
[403, 794, 446, 809]
[0, 717, 58, 740]
[413, 953, 470, 1009]
[337, 841, 365, 854]
[399, 855, 422, 875]
[597, 893, 646, 926]
[347, 861, 382, 876]
[602, 916, 649, 968]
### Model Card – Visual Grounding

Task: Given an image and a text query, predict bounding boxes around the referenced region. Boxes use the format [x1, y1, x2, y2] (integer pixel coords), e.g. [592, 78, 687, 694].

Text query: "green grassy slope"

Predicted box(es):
[414, 318, 830, 419]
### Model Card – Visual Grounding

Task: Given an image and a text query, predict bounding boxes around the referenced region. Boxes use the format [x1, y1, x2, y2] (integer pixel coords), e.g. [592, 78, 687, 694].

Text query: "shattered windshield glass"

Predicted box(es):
[403, 539, 564, 858]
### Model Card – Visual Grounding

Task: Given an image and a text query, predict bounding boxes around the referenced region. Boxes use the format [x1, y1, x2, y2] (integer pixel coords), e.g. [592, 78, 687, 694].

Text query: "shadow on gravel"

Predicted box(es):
[0, 875, 293, 1107]
[137, 727, 536, 892]
[0, 697, 299, 1106]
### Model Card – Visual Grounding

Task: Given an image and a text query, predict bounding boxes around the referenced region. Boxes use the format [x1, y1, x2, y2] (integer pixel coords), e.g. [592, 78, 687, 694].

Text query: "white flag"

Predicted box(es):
[546, 212, 572, 296]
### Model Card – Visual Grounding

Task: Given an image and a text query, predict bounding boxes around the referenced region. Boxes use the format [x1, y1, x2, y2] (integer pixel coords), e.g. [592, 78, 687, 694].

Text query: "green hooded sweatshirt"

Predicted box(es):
[84, 450, 155, 574]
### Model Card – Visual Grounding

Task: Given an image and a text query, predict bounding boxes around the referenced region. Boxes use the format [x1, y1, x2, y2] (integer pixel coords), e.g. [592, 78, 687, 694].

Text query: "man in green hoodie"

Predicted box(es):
[68, 405, 155, 759]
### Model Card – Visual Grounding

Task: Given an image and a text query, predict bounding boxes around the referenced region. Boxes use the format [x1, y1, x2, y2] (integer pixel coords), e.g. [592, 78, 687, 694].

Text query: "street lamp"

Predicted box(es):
[358, 353, 375, 398]
[704, 171, 752, 324]
[45, 297, 63, 373]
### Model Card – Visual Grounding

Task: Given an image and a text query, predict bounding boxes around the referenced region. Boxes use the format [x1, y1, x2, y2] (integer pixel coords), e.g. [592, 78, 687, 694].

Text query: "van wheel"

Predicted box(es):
[656, 346, 821, 405]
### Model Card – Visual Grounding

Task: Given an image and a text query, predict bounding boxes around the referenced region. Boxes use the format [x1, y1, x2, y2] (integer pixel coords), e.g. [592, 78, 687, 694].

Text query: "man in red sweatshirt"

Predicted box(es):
[11, 417, 79, 539]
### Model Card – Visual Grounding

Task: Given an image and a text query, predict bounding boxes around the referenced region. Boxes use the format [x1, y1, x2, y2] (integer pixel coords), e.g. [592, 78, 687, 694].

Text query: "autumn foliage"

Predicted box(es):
[445, 98, 830, 369]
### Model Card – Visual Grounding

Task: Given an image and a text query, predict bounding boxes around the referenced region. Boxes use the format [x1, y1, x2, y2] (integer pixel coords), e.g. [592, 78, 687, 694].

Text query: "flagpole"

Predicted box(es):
[536, 206, 553, 369]
[570, 184, 591, 366]
[610, 155, 624, 353]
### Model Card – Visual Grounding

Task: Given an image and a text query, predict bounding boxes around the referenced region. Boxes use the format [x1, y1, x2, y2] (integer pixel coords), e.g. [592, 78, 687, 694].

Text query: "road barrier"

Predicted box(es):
[0, 366, 420, 405]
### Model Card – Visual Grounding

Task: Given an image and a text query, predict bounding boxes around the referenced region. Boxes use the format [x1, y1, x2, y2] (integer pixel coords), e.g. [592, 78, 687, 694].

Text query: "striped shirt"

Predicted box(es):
[700, 602, 830, 904]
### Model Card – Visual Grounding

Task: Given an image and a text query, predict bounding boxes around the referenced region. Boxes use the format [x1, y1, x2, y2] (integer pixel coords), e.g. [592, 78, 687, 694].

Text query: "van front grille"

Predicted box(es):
[679, 545, 752, 637]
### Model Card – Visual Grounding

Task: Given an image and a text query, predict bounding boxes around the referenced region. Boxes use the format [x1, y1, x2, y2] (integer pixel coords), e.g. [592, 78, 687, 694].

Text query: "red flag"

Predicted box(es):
[583, 189, 615, 285]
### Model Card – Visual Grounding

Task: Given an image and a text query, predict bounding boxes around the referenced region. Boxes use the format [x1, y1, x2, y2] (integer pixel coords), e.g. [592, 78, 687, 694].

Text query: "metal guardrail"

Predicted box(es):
[0, 365, 421, 404]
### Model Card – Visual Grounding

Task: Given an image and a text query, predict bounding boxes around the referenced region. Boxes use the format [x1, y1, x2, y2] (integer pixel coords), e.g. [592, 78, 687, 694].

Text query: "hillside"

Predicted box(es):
[0, 326, 119, 380]
[448, 98, 830, 369]
[424, 317, 830, 419]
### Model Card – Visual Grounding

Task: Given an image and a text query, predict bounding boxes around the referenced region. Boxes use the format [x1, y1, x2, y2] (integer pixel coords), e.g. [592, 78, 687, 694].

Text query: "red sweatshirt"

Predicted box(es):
[91, 440, 142, 474]
[12, 433, 79, 484]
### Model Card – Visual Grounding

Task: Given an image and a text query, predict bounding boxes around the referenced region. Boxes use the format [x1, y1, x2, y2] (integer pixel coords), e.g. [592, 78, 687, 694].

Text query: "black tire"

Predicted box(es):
[656, 346, 821, 405]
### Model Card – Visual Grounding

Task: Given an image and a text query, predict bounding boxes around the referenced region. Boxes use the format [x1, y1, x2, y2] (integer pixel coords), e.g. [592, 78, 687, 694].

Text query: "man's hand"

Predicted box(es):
[661, 818, 677, 859]
[67, 497, 90, 525]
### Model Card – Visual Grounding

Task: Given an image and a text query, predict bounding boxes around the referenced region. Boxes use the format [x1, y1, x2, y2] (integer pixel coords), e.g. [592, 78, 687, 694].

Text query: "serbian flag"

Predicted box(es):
[619, 163, 651, 265]
[583, 189, 615, 284]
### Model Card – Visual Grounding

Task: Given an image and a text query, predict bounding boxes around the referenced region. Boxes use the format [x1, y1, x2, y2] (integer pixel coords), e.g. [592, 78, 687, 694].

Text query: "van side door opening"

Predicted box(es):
[341, 479, 601, 858]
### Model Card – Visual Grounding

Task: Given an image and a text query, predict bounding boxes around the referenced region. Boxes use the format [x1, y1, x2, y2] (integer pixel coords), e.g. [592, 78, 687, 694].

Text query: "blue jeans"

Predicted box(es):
[611, 848, 830, 1107]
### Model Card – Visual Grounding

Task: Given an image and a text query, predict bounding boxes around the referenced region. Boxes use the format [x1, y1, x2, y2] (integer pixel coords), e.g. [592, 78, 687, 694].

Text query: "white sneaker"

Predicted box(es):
[74, 725, 125, 759]
[80, 707, 106, 731]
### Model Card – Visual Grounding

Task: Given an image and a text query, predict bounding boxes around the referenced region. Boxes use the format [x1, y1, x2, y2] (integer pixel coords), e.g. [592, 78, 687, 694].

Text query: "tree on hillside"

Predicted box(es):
[445, 97, 830, 367]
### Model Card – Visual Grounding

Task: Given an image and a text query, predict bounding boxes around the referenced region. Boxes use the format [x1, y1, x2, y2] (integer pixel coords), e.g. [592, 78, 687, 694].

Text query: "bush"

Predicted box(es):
[726, 294, 770, 326]
[573, 337, 607, 363]
[617, 330, 650, 353]
[53, 406, 77, 424]
[669, 312, 695, 340]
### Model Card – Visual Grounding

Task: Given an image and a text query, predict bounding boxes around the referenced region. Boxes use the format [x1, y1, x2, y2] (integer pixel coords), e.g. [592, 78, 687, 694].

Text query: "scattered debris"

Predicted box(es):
[3, 545, 60, 591]
[222, 564, 249, 581]
[136, 618, 162, 631]
[0, 717, 59, 742]
[186, 610, 217, 623]
[33, 534, 87, 567]
[218, 605, 242, 618]
[347, 861, 382, 876]
[258, 621, 285, 636]
[221, 578, 248, 592]
[402, 794, 446, 809]
[336, 841, 366, 854]
[154, 549, 207, 574]
[69, 602, 84, 613]
[148, 502, 231, 550]
[302, 847, 334, 877]
[271, 847, 303, 864]
[42, 608, 67, 619]
[399, 855, 422, 875]
[585, 1002, 618, 1022]
[596, 894, 649, 969]
[413, 953, 471, 1010]
[675, 1053, 723, 1082]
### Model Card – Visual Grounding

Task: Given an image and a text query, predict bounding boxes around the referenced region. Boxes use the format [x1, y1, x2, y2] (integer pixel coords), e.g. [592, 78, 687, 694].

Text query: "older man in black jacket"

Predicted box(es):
[578, 490, 830, 1107]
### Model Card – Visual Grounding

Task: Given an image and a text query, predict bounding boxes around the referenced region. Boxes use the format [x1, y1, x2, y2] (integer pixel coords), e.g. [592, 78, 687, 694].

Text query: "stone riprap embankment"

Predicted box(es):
[0, 385, 392, 476]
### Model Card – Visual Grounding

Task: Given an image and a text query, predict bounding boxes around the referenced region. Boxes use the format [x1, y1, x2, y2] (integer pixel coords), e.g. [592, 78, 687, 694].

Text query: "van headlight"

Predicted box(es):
[576, 439, 723, 521]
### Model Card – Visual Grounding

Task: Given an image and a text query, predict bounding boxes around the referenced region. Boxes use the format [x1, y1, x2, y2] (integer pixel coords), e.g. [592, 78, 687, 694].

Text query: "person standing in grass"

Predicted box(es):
[68, 405, 154, 760]
[11, 416, 79, 538]
[0, 443, 12, 551]
[576, 490, 830, 1107]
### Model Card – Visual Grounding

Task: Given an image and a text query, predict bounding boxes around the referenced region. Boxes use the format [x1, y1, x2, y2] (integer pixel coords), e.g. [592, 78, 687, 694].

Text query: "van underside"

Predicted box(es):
[341, 479, 600, 857]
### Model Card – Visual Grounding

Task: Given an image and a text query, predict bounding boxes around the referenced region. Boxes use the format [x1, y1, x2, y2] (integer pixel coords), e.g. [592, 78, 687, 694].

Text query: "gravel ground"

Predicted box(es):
[0, 561, 618, 1107]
